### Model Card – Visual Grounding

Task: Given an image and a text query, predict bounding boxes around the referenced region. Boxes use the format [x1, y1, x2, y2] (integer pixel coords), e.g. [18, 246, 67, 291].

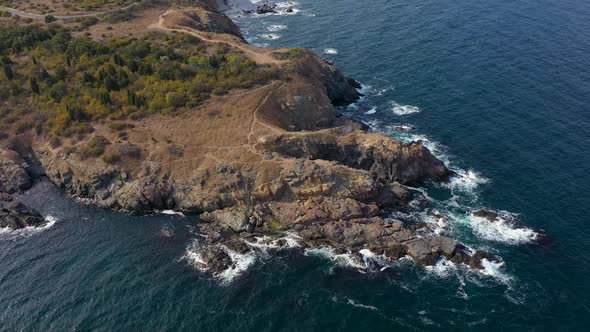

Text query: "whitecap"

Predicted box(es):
[391, 102, 421, 115]
[364, 107, 377, 115]
[468, 211, 538, 245]
[323, 48, 338, 55]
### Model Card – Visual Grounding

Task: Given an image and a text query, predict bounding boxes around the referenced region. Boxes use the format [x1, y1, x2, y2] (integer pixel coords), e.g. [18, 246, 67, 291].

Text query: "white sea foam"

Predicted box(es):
[244, 232, 302, 256]
[444, 169, 489, 193]
[304, 246, 364, 269]
[479, 259, 512, 285]
[391, 102, 421, 115]
[425, 257, 460, 278]
[159, 210, 185, 217]
[0, 215, 58, 239]
[183, 240, 257, 284]
[346, 298, 378, 311]
[182, 239, 209, 272]
[468, 211, 538, 245]
[364, 107, 377, 114]
[215, 246, 257, 284]
[323, 48, 338, 55]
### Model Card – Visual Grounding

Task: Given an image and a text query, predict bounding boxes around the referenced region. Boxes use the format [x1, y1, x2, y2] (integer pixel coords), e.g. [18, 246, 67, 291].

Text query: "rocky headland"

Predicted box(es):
[0, 1, 499, 274]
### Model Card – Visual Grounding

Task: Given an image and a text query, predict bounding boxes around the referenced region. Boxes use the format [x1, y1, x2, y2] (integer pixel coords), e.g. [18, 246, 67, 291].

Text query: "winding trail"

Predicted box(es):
[148, 10, 285, 66]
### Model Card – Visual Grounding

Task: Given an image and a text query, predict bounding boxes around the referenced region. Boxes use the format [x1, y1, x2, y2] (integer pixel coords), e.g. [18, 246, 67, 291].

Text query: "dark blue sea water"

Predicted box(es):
[2, 0, 590, 330]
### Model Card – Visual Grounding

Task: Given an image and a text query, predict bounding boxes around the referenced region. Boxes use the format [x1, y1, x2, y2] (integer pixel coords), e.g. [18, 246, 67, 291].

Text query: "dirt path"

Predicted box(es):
[149, 10, 285, 66]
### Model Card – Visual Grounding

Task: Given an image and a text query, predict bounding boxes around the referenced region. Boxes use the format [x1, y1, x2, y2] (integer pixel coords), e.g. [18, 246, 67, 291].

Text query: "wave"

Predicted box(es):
[467, 211, 538, 245]
[0, 215, 58, 239]
[364, 106, 377, 114]
[159, 210, 185, 217]
[182, 239, 209, 272]
[182, 240, 257, 285]
[184, 232, 303, 284]
[304, 246, 365, 270]
[244, 232, 302, 257]
[443, 169, 489, 194]
[215, 246, 257, 285]
[392, 102, 421, 115]
[323, 48, 338, 55]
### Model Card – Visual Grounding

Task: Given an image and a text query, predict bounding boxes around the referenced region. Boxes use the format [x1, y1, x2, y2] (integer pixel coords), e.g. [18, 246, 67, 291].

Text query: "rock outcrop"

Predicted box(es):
[0, 202, 46, 229]
[0, 3, 497, 271]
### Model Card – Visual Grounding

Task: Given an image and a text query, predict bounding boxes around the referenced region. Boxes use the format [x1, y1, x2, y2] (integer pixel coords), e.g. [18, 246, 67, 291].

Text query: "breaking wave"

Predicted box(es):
[392, 102, 421, 115]
[0, 215, 58, 239]
[159, 210, 185, 217]
[467, 211, 539, 245]
[323, 48, 339, 55]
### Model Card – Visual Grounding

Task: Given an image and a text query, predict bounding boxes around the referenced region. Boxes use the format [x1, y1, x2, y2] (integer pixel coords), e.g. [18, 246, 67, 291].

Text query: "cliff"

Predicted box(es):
[0, 1, 496, 272]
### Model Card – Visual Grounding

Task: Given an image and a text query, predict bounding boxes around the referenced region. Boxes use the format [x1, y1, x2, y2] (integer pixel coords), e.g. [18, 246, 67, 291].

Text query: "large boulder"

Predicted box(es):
[0, 149, 33, 194]
[0, 202, 46, 229]
[201, 206, 254, 233]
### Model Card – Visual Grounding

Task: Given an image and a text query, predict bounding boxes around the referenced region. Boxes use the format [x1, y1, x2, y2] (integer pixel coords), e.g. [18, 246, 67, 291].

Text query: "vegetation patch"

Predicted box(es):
[0, 25, 278, 138]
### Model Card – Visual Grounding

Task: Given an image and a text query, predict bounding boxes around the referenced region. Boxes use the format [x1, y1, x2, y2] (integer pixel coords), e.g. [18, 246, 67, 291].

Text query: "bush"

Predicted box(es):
[44, 15, 56, 24]
[102, 150, 120, 164]
[80, 136, 110, 159]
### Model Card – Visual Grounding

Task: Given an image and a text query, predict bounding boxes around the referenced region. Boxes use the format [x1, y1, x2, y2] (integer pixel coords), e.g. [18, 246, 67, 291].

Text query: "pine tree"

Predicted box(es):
[3, 63, 13, 80]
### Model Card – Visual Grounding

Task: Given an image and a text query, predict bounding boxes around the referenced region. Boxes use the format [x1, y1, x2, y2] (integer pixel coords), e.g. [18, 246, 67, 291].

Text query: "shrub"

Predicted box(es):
[80, 135, 110, 159]
[44, 15, 56, 24]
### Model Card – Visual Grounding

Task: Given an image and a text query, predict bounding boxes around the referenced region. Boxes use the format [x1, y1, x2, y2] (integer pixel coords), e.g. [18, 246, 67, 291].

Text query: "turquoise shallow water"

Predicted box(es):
[2, 0, 590, 330]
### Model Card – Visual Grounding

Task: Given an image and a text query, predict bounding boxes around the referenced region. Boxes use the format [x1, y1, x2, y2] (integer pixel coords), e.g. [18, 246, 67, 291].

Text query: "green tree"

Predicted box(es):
[2, 63, 13, 80]
[30, 78, 40, 94]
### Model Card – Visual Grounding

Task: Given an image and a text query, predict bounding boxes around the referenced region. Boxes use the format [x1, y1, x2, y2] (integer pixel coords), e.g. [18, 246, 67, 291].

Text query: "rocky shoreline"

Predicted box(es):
[0, 0, 503, 277]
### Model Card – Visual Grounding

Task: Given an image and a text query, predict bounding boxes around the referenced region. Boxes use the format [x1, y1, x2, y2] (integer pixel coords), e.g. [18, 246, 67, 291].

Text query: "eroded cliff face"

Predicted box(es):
[0, 5, 496, 272]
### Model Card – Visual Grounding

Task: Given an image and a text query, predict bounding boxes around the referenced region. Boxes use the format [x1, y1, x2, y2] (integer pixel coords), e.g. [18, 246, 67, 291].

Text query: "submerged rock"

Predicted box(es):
[472, 209, 500, 221]
[256, 4, 277, 14]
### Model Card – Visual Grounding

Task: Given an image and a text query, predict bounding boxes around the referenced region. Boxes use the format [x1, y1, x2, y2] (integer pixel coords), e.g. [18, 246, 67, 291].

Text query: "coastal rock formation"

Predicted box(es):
[256, 4, 277, 14]
[0, 2, 497, 270]
[0, 202, 46, 229]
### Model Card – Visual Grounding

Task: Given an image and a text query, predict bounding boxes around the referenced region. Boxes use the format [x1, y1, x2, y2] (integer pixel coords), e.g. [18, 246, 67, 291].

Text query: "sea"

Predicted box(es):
[1, 0, 590, 330]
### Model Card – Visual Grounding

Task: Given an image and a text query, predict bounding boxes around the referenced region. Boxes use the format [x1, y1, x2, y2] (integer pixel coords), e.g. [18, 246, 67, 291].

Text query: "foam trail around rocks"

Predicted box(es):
[159, 210, 186, 217]
[0, 215, 58, 239]
[304, 246, 364, 269]
[215, 246, 257, 285]
[323, 48, 339, 55]
[467, 211, 538, 245]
